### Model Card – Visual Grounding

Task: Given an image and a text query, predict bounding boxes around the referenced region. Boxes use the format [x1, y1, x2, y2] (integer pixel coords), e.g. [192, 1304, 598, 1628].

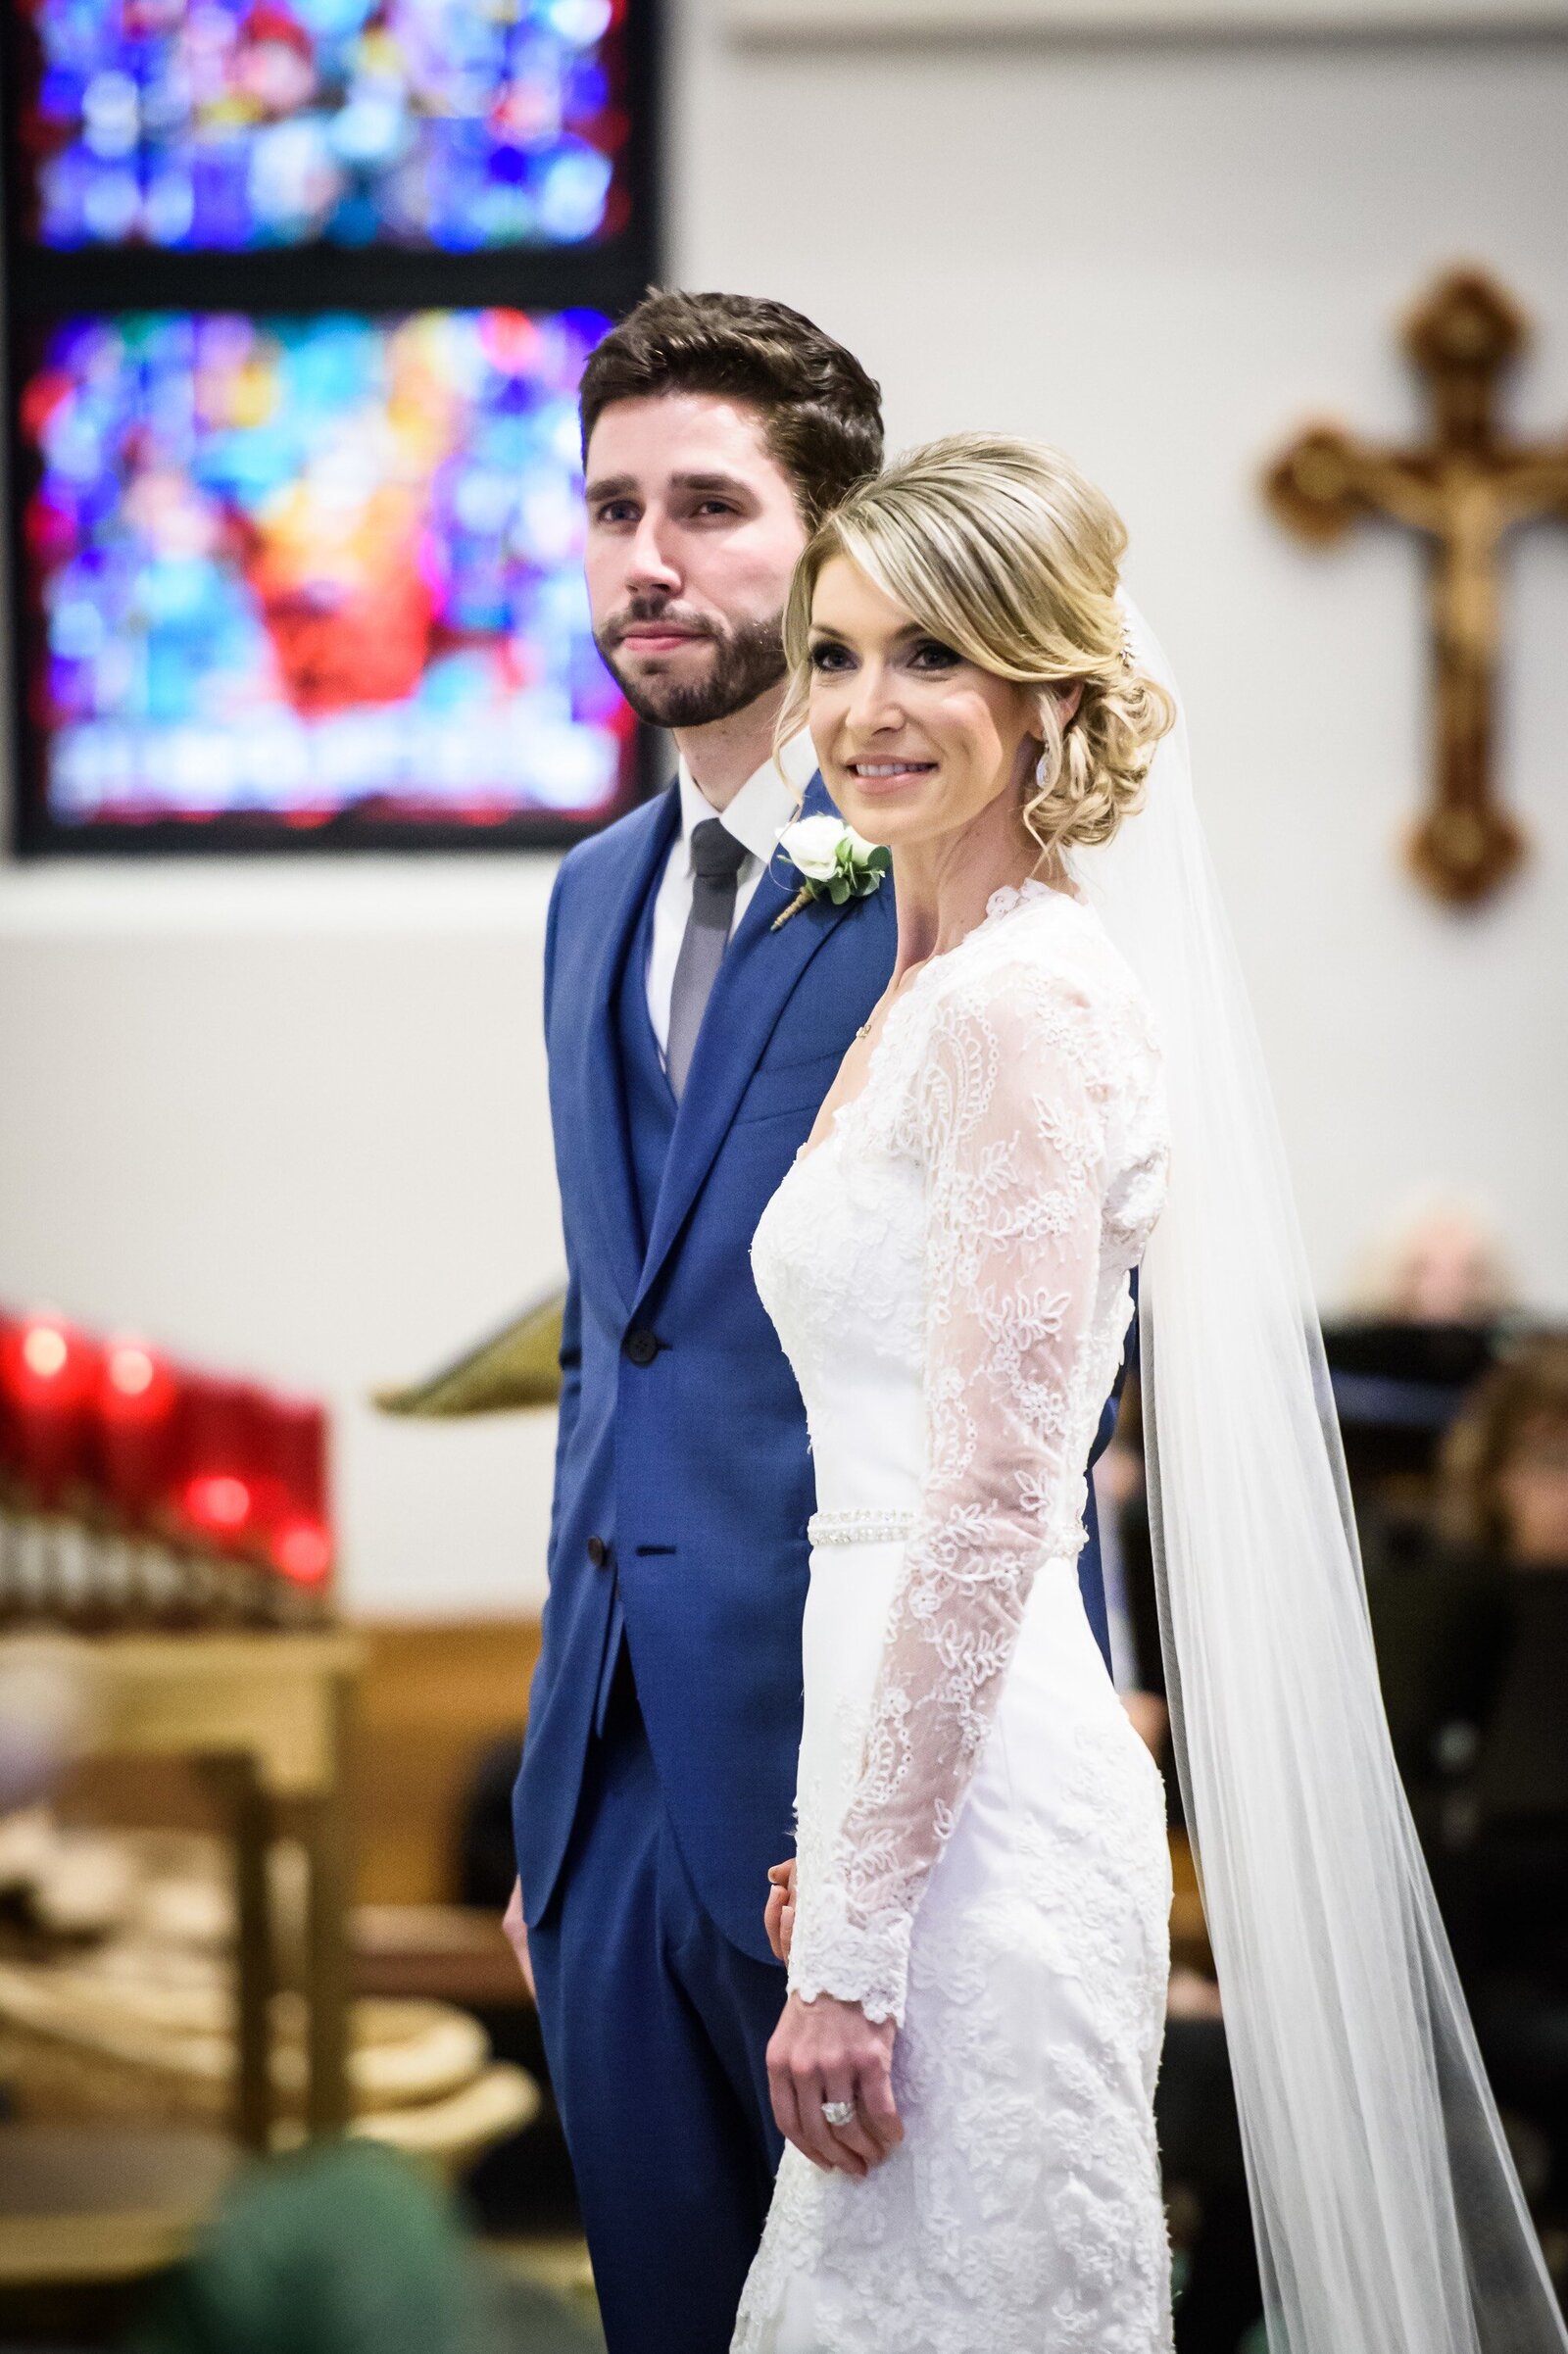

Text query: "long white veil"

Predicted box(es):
[1077, 600, 1567, 2354]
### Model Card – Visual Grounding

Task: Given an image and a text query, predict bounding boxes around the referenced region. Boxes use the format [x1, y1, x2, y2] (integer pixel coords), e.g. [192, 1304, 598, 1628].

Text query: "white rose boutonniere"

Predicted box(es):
[772, 816, 892, 930]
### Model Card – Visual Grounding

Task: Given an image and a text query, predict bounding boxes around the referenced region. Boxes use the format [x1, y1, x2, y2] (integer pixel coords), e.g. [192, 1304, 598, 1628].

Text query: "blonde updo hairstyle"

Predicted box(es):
[782, 433, 1174, 862]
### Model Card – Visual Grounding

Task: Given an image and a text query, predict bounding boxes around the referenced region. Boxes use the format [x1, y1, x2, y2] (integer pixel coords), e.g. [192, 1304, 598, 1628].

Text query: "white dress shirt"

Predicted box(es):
[645, 730, 817, 1063]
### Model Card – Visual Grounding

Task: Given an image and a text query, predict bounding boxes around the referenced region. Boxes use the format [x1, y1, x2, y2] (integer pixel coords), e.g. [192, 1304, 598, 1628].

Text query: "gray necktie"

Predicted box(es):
[666, 817, 749, 1100]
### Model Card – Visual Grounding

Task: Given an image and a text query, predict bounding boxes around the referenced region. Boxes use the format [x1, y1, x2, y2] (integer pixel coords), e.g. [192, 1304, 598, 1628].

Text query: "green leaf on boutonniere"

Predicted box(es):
[771, 817, 891, 929]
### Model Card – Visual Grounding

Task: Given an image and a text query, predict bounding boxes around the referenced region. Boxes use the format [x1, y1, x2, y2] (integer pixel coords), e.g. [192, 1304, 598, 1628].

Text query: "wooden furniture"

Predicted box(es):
[349, 1619, 538, 1905]
[0, 1630, 363, 2292]
[61, 1617, 541, 1912]
[354, 1904, 533, 2008]
[104, 1631, 362, 2148]
[0, 2125, 239, 2287]
[5, 1630, 362, 2151]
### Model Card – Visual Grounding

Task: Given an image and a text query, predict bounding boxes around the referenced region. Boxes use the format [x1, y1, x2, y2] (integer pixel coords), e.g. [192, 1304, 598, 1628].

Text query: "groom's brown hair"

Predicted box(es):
[579, 289, 884, 530]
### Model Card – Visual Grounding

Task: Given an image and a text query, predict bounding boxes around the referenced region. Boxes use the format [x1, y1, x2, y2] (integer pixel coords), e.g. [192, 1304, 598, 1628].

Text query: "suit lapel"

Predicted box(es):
[635, 774, 860, 1307]
[575, 785, 680, 1318]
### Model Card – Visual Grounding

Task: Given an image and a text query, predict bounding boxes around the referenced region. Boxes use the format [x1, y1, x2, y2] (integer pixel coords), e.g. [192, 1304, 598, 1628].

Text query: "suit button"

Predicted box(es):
[587, 1536, 610, 1568]
[623, 1326, 660, 1367]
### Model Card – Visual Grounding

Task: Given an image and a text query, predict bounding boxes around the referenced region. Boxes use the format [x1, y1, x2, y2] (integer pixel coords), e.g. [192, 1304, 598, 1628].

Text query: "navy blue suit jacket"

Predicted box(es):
[515, 772, 1115, 1967]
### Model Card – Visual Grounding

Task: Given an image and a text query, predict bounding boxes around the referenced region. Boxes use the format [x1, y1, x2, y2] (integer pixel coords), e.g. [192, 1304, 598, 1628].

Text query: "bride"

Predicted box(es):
[731, 436, 1568, 2354]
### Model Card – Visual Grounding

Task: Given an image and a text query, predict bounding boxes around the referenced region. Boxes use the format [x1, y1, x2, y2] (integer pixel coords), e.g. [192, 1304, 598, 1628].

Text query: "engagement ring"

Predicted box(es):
[821, 2099, 856, 2130]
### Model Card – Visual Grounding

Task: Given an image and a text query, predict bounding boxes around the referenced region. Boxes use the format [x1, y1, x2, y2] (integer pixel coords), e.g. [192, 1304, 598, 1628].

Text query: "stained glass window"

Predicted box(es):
[20, 307, 634, 831]
[19, 0, 628, 251]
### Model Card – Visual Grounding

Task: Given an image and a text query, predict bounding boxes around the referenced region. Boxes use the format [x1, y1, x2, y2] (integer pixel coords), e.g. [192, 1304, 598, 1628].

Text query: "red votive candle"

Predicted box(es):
[95, 1340, 181, 1525]
[0, 1316, 99, 1507]
[0, 1312, 18, 1480]
[174, 1374, 268, 1550]
[257, 1394, 332, 1588]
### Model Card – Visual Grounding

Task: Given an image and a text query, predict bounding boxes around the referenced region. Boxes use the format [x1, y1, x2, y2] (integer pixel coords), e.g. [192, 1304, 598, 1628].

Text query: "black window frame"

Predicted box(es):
[0, 0, 663, 858]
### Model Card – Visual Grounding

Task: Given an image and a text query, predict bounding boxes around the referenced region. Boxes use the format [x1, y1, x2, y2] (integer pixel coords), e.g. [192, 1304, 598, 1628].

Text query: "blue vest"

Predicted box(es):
[615, 881, 677, 1253]
[589, 879, 679, 1728]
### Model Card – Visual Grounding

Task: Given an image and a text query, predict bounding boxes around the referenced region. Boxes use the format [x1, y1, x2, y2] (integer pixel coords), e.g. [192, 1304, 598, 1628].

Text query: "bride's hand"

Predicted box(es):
[766, 1990, 903, 2179]
[763, 1860, 796, 1962]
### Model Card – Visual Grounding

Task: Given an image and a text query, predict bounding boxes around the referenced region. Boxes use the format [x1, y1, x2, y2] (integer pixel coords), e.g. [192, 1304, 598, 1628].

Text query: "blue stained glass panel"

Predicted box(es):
[20, 0, 629, 250]
[21, 307, 633, 830]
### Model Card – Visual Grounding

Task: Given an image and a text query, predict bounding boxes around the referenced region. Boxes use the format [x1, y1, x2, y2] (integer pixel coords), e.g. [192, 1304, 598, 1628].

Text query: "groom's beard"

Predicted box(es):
[596, 602, 788, 729]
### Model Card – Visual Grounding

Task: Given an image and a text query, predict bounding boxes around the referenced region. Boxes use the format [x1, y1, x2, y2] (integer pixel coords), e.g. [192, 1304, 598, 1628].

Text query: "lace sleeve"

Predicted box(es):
[788, 964, 1114, 2025]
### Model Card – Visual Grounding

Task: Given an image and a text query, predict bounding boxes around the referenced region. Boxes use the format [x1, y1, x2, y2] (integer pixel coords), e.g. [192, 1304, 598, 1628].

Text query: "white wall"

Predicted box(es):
[2, 13, 1565, 1615]
[671, 13, 1568, 1307]
[0, 862, 564, 1618]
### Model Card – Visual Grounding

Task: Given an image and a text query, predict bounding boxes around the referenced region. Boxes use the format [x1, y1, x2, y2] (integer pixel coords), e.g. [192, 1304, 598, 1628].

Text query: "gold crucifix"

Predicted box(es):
[1266, 269, 1568, 906]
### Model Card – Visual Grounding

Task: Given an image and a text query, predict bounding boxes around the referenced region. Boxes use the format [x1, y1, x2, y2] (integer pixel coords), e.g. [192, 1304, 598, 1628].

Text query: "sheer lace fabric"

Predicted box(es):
[781, 882, 1166, 2026]
[735, 881, 1174, 2353]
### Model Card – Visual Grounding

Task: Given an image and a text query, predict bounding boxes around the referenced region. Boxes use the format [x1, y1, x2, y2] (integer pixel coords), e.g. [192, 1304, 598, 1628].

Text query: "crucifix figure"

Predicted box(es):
[1266, 269, 1568, 906]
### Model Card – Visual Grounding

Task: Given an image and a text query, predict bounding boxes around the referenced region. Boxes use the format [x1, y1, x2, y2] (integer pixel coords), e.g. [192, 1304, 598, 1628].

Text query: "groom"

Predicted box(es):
[509, 291, 1119, 2353]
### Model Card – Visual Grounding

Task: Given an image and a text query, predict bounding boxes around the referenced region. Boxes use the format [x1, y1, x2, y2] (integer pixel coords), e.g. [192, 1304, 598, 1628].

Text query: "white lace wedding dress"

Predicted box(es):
[733, 879, 1176, 2354]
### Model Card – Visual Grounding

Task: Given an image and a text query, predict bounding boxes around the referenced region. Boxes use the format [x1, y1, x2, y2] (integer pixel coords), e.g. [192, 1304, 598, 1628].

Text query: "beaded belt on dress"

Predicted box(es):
[808, 1507, 916, 1546]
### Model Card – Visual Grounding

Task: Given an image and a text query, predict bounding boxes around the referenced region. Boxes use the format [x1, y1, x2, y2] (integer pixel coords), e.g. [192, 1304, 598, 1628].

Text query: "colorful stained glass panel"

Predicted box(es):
[21, 307, 632, 831]
[20, 0, 628, 250]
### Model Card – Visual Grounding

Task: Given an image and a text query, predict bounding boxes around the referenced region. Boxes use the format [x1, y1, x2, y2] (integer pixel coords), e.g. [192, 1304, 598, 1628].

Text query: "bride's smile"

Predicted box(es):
[806, 555, 1045, 855]
[802, 553, 1087, 972]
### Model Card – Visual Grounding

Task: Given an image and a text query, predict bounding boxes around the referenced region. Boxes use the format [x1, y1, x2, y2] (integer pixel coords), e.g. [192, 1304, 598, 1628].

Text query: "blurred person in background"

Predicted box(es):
[1326, 1189, 1518, 1568]
[1348, 1188, 1517, 1327]
[1367, 1333, 1568, 2209]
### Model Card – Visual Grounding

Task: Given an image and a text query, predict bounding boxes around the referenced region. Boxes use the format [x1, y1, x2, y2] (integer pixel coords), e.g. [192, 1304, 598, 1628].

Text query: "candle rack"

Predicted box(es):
[0, 1312, 334, 1637]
